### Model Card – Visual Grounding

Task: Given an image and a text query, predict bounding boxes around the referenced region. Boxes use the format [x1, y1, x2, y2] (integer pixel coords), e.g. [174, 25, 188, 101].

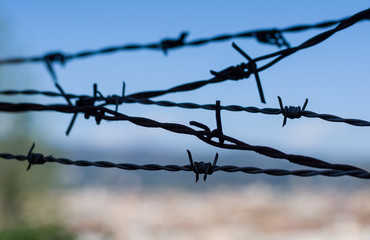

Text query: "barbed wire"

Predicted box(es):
[0, 9, 366, 106]
[97, 8, 370, 104]
[2, 88, 370, 127]
[0, 16, 347, 65]
[0, 145, 369, 181]
[0, 8, 369, 181]
[0, 101, 367, 174]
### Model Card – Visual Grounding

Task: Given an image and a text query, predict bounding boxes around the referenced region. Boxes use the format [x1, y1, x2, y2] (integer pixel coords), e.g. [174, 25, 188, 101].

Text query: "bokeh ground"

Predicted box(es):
[56, 184, 370, 240]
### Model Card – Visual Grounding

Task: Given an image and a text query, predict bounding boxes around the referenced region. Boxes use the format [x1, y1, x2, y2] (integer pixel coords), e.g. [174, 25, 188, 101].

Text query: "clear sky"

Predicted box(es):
[0, 1, 369, 167]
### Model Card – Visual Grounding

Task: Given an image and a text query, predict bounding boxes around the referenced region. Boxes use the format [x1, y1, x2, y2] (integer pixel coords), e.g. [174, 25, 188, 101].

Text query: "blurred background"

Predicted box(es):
[0, 1, 369, 239]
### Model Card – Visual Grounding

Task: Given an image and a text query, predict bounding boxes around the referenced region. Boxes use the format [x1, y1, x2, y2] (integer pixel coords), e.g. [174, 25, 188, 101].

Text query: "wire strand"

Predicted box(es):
[0, 16, 347, 65]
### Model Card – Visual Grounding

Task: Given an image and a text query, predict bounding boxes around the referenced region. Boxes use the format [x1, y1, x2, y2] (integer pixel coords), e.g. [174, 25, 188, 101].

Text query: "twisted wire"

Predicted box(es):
[0, 8, 369, 181]
[0, 9, 367, 106]
[0, 16, 346, 65]
[0, 101, 366, 173]
[2, 89, 370, 127]
[0, 151, 369, 179]
[74, 9, 370, 102]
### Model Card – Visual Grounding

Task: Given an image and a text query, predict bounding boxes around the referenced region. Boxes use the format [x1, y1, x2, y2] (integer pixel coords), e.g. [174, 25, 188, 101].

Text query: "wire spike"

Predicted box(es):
[232, 42, 266, 104]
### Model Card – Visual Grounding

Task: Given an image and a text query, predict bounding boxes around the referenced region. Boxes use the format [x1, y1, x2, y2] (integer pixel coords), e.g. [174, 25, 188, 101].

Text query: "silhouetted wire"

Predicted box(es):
[2, 89, 370, 127]
[124, 8, 370, 101]
[0, 15, 347, 65]
[0, 101, 366, 173]
[0, 148, 369, 179]
[0, 9, 367, 106]
[0, 8, 369, 180]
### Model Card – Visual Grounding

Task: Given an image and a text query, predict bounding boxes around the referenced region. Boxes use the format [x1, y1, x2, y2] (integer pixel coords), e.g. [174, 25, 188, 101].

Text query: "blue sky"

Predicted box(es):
[0, 1, 369, 167]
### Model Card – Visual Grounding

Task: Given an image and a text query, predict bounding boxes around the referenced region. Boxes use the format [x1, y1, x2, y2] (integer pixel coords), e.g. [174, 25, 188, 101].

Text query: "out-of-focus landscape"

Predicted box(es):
[59, 185, 370, 240]
[1, 177, 370, 239]
[0, 1, 370, 239]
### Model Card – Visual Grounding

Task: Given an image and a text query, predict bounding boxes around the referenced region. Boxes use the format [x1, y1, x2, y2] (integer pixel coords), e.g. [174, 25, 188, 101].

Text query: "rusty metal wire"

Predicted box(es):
[1, 146, 369, 181]
[0, 101, 367, 174]
[2, 89, 370, 127]
[0, 15, 347, 65]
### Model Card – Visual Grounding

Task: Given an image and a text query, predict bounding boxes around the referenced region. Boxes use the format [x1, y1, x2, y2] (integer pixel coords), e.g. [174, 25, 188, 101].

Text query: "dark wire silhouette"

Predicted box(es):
[2, 89, 370, 127]
[0, 8, 369, 181]
[0, 101, 367, 175]
[0, 15, 347, 65]
[0, 145, 369, 180]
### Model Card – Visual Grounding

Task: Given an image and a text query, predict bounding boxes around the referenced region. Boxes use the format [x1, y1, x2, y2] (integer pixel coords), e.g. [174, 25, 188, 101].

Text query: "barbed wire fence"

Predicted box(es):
[0, 7, 369, 182]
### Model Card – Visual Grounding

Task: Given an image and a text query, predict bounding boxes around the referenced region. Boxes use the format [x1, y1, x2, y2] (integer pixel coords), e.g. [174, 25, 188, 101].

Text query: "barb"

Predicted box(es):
[255, 29, 290, 48]
[0, 15, 347, 65]
[3, 89, 370, 128]
[96, 82, 126, 111]
[43, 52, 66, 82]
[161, 32, 188, 55]
[187, 150, 218, 182]
[43, 52, 73, 106]
[66, 84, 98, 135]
[27, 143, 46, 171]
[232, 42, 265, 103]
[1, 146, 369, 179]
[54, 82, 72, 106]
[190, 100, 225, 144]
[278, 96, 308, 127]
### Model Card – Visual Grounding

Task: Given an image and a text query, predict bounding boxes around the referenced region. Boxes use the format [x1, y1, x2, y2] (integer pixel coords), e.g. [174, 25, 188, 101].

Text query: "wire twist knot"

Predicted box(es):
[67, 83, 102, 135]
[210, 63, 251, 80]
[231, 42, 266, 103]
[94, 111, 105, 125]
[43, 52, 66, 65]
[161, 32, 188, 55]
[190, 100, 225, 144]
[75, 96, 97, 119]
[102, 95, 121, 105]
[255, 30, 290, 48]
[27, 143, 46, 170]
[96, 82, 125, 112]
[187, 150, 218, 182]
[278, 96, 308, 127]
[43, 52, 67, 82]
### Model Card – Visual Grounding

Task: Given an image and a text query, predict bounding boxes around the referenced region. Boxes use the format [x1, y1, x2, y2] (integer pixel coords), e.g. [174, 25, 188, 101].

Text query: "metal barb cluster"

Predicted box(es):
[255, 30, 290, 48]
[232, 43, 265, 103]
[27, 143, 46, 170]
[187, 150, 218, 182]
[161, 32, 188, 55]
[278, 96, 309, 127]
